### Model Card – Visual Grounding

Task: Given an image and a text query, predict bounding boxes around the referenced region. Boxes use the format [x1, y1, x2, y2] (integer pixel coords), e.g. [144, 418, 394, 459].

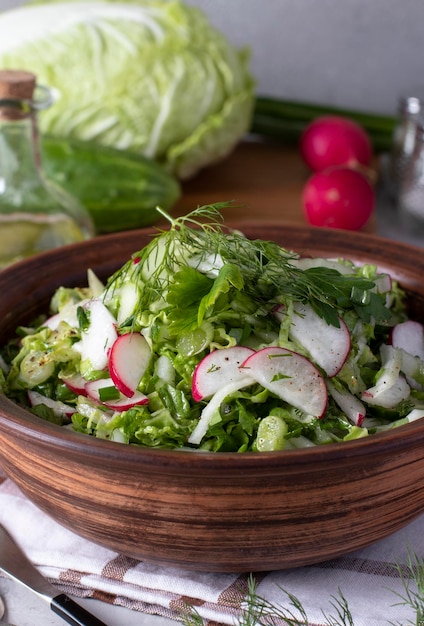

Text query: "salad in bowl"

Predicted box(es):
[1, 205, 424, 453]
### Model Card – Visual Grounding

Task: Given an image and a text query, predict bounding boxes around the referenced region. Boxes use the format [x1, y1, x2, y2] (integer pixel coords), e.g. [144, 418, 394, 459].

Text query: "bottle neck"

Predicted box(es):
[0, 110, 42, 196]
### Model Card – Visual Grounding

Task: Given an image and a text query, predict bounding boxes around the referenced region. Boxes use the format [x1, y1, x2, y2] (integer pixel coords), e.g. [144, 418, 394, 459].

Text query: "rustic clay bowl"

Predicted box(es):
[1, 223, 424, 573]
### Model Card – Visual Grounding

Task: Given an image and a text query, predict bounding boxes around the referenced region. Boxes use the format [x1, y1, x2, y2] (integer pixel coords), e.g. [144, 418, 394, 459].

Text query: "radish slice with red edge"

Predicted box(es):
[109, 332, 151, 398]
[100, 391, 149, 411]
[28, 390, 76, 419]
[242, 346, 328, 418]
[61, 373, 88, 396]
[85, 378, 149, 410]
[275, 302, 351, 377]
[361, 375, 410, 409]
[326, 380, 366, 427]
[192, 346, 255, 401]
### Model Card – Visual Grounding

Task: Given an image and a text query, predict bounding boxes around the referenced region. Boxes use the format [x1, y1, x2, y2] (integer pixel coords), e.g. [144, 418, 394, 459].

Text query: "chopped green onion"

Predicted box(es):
[99, 385, 120, 402]
[251, 96, 397, 152]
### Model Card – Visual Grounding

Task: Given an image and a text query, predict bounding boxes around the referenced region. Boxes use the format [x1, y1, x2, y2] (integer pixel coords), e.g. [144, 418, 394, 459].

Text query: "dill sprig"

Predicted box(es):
[389, 548, 424, 625]
[180, 573, 355, 625]
[181, 555, 424, 626]
[106, 203, 390, 327]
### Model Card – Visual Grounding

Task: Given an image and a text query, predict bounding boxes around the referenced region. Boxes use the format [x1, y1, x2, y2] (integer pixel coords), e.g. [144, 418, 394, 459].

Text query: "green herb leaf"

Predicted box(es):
[167, 266, 212, 308]
[197, 263, 243, 324]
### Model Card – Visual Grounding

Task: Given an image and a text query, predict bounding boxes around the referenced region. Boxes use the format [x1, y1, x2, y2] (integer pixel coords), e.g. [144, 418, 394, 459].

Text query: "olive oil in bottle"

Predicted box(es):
[0, 70, 94, 269]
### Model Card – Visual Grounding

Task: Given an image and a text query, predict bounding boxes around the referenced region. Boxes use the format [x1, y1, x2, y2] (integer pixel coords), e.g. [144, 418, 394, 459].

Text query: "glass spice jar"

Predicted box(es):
[397, 122, 424, 231]
[0, 69, 94, 269]
[389, 94, 424, 204]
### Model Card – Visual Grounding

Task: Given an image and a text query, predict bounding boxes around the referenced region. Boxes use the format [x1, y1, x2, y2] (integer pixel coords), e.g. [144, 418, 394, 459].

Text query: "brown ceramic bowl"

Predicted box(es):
[1, 223, 424, 573]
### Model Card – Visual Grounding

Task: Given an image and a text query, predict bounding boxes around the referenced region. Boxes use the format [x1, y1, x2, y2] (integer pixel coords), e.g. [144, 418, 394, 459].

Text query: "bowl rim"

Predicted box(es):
[1, 222, 424, 471]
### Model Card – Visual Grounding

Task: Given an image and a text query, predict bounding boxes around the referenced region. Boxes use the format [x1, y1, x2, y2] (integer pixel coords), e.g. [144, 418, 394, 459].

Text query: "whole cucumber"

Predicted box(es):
[41, 136, 181, 233]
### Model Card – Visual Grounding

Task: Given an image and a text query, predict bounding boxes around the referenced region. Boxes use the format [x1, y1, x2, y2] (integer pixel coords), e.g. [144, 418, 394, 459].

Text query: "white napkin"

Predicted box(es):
[0, 469, 422, 626]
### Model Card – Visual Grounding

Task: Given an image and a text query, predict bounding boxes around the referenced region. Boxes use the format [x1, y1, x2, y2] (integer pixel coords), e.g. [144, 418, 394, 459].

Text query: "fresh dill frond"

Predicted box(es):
[180, 605, 205, 626]
[181, 573, 353, 626]
[323, 589, 355, 626]
[180, 555, 424, 626]
[105, 203, 391, 328]
[242, 574, 310, 625]
[389, 549, 424, 626]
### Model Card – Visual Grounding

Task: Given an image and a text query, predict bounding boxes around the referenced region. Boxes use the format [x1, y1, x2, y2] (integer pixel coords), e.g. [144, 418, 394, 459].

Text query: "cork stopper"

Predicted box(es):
[0, 70, 36, 100]
[0, 70, 37, 120]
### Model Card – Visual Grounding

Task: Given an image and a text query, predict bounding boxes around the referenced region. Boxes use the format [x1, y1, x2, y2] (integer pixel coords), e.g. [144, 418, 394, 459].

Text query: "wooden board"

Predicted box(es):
[171, 139, 376, 232]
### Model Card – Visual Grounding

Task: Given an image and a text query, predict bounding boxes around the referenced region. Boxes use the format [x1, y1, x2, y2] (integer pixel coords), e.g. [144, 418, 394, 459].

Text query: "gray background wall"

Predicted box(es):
[1, 0, 422, 116]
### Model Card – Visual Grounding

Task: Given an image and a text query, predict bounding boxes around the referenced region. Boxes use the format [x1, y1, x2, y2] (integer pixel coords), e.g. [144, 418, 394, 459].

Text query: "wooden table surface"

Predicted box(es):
[171, 139, 376, 232]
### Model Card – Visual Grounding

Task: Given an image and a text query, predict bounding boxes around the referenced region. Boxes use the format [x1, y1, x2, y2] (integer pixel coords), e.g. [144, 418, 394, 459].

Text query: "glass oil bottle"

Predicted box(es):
[0, 69, 94, 269]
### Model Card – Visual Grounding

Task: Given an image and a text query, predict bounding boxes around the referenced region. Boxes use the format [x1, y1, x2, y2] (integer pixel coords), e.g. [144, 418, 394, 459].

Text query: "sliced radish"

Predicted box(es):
[61, 373, 88, 396]
[391, 320, 424, 360]
[85, 378, 148, 410]
[377, 345, 403, 386]
[28, 390, 76, 419]
[361, 375, 410, 409]
[188, 375, 256, 445]
[74, 299, 118, 371]
[43, 300, 87, 331]
[43, 312, 61, 330]
[100, 392, 149, 411]
[242, 346, 328, 418]
[85, 378, 117, 402]
[361, 345, 411, 409]
[109, 332, 151, 398]
[326, 380, 366, 426]
[192, 346, 255, 401]
[276, 302, 351, 377]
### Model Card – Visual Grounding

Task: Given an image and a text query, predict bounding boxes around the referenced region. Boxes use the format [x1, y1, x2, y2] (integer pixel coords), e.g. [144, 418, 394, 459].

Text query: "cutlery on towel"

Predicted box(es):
[0, 524, 108, 626]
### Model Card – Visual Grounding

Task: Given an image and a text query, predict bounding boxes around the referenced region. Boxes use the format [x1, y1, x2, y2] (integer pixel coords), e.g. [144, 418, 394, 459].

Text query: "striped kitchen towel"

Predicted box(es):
[0, 470, 423, 626]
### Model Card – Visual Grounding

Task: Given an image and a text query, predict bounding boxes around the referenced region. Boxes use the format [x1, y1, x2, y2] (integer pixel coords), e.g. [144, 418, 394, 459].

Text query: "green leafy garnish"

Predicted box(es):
[107, 204, 391, 328]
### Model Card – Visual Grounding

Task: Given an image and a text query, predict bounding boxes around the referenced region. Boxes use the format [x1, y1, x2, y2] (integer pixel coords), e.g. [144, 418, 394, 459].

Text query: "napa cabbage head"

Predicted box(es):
[0, 0, 255, 178]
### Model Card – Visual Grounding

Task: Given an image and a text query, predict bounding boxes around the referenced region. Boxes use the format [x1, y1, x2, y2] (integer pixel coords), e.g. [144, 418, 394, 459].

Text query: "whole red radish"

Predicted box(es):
[302, 166, 374, 230]
[300, 115, 372, 172]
